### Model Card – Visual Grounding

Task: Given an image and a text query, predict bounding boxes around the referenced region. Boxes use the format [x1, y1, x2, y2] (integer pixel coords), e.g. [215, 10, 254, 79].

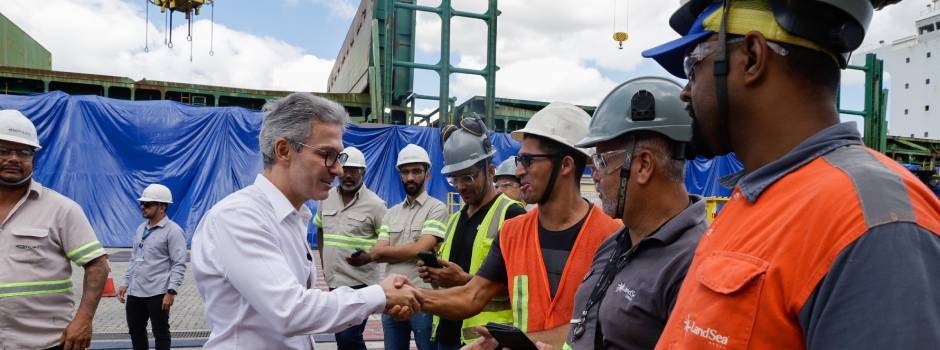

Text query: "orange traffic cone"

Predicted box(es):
[102, 277, 117, 297]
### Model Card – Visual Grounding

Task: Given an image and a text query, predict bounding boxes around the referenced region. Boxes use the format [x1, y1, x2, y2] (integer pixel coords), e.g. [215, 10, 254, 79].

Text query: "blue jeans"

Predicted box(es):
[381, 312, 433, 350]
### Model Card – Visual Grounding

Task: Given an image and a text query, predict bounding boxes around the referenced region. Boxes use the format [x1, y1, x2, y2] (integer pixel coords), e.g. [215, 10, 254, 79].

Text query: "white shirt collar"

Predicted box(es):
[254, 174, 310, 222]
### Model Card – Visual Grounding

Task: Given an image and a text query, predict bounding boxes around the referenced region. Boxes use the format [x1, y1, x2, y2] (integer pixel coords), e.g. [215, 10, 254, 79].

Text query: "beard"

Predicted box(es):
[340, 181, 362, 194]
[600, 181, 626, 219]
[0, 166, 32, 189]
[688, 103, 720, 159]
[403, 178, 424, 197]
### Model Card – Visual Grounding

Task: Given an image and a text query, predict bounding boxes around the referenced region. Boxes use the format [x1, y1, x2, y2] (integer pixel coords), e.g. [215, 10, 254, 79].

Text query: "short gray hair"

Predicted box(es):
[623, 133, 686, 183]
[259, 92, 349, 167]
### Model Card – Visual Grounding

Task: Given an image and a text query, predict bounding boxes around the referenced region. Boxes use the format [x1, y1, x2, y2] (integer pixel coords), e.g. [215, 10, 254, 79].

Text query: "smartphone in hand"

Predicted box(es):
[417, 251, 442, 268]
[351, 249, 366, 258]
[484, 322, 538, 350]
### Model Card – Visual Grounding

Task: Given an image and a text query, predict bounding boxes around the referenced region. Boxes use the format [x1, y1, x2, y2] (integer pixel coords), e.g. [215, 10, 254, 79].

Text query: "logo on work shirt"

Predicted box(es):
[16, 244, 39, 250]
[615, 283, 637, 301]
[683, 316, 729, 346]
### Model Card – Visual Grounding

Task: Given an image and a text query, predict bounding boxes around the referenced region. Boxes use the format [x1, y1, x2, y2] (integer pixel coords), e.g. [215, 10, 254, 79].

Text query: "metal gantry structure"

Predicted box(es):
[838, 53, 940, 176]
[839, 53, 889, 152]
[381, 0, 498, 127]
[329, 0, 499, 127]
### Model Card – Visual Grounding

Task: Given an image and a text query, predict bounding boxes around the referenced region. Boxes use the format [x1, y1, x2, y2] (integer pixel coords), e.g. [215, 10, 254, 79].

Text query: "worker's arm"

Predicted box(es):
[62, 255, 108, 350]
[800, 223, 940, 349]
[374, 205, 449, 263]
[418, 259, 474, 288]
[371, 234, 439, 263]
[59, 203, 108, 350]
[527, 324, 570, 349]
[419, 275, 505, 320]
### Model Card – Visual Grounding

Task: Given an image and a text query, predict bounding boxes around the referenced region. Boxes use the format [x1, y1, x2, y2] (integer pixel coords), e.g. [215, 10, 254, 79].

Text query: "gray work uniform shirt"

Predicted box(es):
[379, 191, 449, 288]
[0, 180, 107, 349]
[566, 196, 707, 350]
[315, 186, 387, 288]
[124, 216, 187, 297]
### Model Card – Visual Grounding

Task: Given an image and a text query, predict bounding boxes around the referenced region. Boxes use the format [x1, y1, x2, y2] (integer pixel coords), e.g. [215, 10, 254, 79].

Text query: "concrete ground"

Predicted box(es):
[72, 248, 400, 349]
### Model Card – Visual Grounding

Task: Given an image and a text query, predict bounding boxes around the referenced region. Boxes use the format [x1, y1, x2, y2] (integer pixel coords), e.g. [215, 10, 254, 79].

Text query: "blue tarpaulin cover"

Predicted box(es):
[0, 92, 741, 247]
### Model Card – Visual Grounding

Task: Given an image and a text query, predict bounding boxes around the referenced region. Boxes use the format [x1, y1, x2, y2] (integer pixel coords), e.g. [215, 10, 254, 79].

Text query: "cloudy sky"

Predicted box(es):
[0, 0, 933, 109]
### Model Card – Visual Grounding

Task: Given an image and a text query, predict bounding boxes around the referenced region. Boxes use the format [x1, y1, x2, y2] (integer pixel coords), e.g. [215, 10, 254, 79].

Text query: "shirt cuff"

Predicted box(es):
[359, 284, 387, 314]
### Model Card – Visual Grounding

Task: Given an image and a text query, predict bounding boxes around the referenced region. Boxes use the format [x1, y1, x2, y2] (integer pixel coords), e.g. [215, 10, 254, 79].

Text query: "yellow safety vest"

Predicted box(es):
[432, 194, 521, 343]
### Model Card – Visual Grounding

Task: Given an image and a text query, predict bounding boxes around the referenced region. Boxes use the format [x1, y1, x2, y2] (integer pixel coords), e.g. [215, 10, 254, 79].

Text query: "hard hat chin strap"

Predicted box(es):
[538, 160, 562, 206]
[615, 140, 638, 219]
[713, 0, 734, 155]
[0, 173, 32, 189]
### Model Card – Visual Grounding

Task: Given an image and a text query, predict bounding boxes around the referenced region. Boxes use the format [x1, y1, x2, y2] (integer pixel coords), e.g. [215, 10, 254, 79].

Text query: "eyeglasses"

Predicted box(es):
[495, 181, 519, 190]
[591, 149, 631, 175]
[0, 147, 36, 159]
[140, 202, 160, 209]
[684, 37, 789, 80]
[684, 37, 745, 80]
[514, 154, 558, 169]
[296, 142, 348, 167]
[446, 168, 481, 187]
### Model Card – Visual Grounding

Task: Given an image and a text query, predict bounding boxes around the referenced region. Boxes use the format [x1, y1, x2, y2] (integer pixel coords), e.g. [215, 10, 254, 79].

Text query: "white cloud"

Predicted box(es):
[864, 1, 935, 49]
[453, 57, 617, 106]
[415, 0, 682, 104]
[0, 0, 335, 92]
[309, 0, 357, 20]
[2, 0, 924, 104]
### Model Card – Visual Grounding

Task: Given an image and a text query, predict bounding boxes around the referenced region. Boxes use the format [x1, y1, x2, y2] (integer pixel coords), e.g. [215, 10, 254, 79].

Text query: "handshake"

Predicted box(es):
[379, 274, 425, 318]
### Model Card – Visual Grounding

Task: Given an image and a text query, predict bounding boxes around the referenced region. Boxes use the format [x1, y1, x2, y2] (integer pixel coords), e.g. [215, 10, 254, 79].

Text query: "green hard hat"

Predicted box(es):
[576, 77, 691, 148]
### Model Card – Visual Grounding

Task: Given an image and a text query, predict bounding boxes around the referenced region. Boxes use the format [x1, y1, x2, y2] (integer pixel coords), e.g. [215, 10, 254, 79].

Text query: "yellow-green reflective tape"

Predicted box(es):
[423, 220, 446, 230]
[323, 241, 372, 250]
[513, 275, 529, 332]
[323, 234, 376, 244]
[67, 241, 102, 260]
[377, 226, 389, 239]
[0, 279, 73, 298]
[314, 215, 323, 227]
[562, 343, 574, 350]
[323, 234, 375, 250]
[74, 248, 106, 265]
[423, 220, 447, 235]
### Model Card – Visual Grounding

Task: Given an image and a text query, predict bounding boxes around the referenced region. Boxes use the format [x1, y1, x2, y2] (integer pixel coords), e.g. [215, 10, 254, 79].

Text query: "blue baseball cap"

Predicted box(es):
[641, 3, 722, 79]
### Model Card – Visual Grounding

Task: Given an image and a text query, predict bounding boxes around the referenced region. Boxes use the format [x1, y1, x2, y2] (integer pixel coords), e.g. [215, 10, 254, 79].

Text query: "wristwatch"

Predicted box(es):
[166, 289, 178, 295]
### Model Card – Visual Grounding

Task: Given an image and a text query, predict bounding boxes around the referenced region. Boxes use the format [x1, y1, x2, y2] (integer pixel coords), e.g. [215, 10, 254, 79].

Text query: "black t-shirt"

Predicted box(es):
[477, 203, 591, 298]
[437, 196, 526, 345]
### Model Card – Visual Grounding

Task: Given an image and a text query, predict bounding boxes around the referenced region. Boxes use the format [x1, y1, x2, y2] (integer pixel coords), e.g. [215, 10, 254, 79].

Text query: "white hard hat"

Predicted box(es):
[0, 110, 42, 150]
[397, 143, 431, 168]
[138, 184, 173, 203]
[510, 102, 590, 157]
[342, 146, 367, 168]
[494, 157, 518, 178]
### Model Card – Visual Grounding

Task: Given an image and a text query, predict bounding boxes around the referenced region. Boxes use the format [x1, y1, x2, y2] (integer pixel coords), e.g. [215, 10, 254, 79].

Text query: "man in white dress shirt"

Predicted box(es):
[191, 92, 422, 349]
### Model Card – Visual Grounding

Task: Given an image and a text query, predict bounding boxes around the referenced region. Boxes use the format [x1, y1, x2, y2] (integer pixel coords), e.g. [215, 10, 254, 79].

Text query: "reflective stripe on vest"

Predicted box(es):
[503, 205, 622, 333]
[0, 279, 73, 298]
[433, 194, 522, 343]
[512, 275, 530, 332]
[322, 233, 376, 250]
